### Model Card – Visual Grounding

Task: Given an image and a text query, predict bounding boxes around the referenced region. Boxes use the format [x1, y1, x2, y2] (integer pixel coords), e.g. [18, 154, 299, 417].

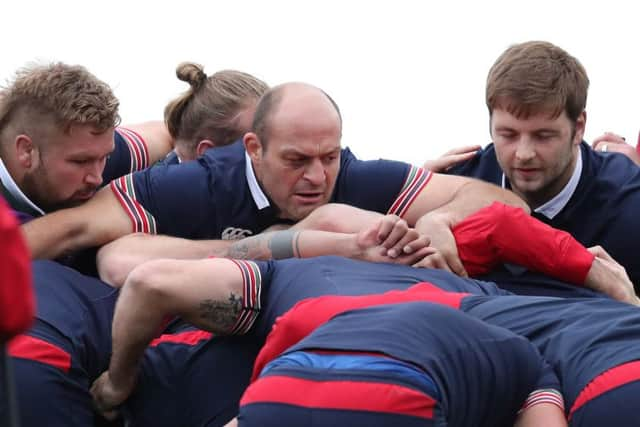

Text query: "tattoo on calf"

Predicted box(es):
[198, 293, 243, 333]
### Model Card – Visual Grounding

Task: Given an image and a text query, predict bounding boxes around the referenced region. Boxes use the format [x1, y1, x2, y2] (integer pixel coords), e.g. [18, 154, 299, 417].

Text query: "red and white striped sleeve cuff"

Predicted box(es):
[110, 174, 158, 234]
[387, 166, 432, 218]
[116, 127, 150, 172]
[519, 388, 565, 413]
[228, 260, 263, 335]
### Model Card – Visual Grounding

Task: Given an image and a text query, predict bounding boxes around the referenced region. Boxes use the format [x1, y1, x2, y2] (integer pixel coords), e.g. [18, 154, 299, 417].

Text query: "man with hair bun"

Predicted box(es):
[164, 63, 268, 163]
[0, 62, 172, 221]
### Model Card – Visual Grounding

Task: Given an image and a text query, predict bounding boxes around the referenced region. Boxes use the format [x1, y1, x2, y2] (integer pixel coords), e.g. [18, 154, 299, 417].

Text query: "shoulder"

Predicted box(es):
[201, 139, 246, 164]
[581, 143, 640, 196]
[447, 143, 502, 182]
[337, 146, 411, 177]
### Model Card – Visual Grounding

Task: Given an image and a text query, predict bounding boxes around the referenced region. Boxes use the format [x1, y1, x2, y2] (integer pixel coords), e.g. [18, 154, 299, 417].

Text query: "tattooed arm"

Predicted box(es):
[91, 257, 254, 417]
[98, 215, 431, 287]
[220, 223, 432, 264]
[97, 233, 233, 287]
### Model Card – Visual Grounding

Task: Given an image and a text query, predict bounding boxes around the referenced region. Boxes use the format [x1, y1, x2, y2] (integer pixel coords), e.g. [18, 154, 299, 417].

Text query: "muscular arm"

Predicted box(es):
[402, 174, 529, 275]
[123, 121, 174, 164]
[98, 225, 430, 288]
[22, 186, 132, 259]
[97, 233, 233, 287]
[514, 403, 567, 427]
[403, 173, 530, 226]
[91, 257, 252, 414]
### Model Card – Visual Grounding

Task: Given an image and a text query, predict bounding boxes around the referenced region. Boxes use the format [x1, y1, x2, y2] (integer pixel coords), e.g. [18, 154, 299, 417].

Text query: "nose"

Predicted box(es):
[514, 137, 536, 162]
[84, 163, 103, 187]
[303, 158, 326, 186]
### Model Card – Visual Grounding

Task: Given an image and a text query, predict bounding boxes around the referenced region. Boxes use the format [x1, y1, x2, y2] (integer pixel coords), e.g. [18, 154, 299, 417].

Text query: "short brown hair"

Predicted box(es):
[0, 62, 120, 141]
[486, 41, 589, 122]
[164, 63, 268, 153]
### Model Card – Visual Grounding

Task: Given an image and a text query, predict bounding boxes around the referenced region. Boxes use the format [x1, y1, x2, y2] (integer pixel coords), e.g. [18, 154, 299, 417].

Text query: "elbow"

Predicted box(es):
[97, 233, 150, 287]
[123, 261, 170, 305]
[295, 203, 347, 232]
[97, 250, 132, 288]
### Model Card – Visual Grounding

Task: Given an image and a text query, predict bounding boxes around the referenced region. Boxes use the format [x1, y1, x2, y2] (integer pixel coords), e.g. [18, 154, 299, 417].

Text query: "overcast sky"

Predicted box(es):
[3, 1, 638, 164]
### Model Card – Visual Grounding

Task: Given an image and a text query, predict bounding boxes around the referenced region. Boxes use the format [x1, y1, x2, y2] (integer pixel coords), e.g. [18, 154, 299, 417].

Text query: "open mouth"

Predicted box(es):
[294, 192, 324, 204]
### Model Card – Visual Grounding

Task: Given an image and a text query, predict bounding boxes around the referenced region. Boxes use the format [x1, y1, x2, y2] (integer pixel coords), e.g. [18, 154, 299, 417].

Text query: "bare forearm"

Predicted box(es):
[292, 203, 383, 233]
[23, 210, 93, 259]
[406, 174, 529, 229]
[515, 403, 567, 427]
[22, 187, 131, 259]
[124, 121, 174, 164]
[429, 180, 528, 227]
[97, 233, 232, 287]
[108, 272, 167, 390]
[222, 230, 359, 260]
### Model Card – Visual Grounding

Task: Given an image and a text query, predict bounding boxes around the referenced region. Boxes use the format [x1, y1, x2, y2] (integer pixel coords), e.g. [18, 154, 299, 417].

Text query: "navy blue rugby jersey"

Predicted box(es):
[110, 140, 430, 238]
[453, 293, 640, 413]
[243, 256, 507, 341]
[448, 141, 640, 290]
[8, 260, 118, 381]
[284, 302, 547, 427]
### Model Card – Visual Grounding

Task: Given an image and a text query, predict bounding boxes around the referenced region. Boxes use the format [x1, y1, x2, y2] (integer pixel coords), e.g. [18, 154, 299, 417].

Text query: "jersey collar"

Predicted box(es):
[0, 157, 45, 216]
[245, 152, 270, 210]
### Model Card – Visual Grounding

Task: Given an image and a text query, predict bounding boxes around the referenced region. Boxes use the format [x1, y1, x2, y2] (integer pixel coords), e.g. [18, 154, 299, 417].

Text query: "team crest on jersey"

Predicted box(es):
[222, 227, 254, 240]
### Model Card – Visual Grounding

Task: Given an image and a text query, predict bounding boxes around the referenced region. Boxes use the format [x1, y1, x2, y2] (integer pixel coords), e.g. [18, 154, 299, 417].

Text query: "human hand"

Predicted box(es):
[584, 246, 639, 305]
[354, 217, 432, 265]
[592, 132, 640, 165]
[415, 213, 468, 277]
[423, 145, 481, 172]
[373, 214, 432, 258]
[90, 370, 136, 420]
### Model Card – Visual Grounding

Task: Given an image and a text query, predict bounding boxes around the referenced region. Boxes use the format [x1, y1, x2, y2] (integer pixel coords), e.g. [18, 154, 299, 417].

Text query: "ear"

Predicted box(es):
[573, 111, 587, 145]
[243, 132, 263, 162]
[15, 134, 38, 169]
[195, 139, 216, 157]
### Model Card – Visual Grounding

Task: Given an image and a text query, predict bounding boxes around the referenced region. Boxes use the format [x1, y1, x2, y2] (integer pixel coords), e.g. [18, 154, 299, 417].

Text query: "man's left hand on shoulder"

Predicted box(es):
[592, 132, 640, 165]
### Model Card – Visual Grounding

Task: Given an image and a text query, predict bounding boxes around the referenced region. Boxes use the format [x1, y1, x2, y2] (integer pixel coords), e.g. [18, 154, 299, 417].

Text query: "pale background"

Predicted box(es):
[2, 0, 638, 164]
